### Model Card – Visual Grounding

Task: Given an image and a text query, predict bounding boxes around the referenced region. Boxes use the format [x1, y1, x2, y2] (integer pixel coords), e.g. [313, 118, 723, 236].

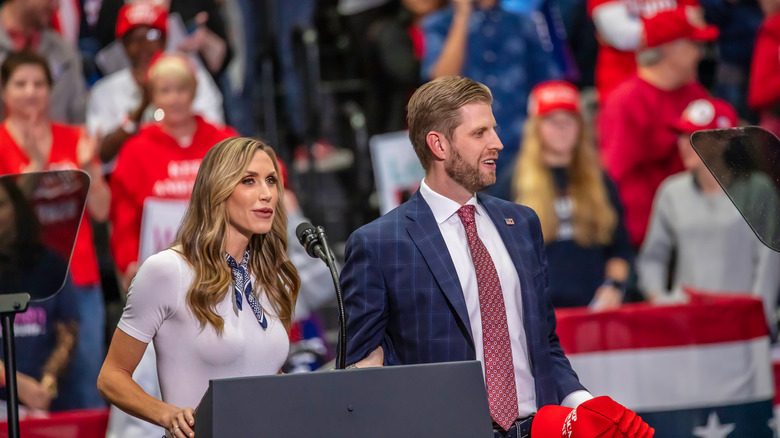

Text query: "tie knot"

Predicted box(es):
[457, 205, 476, 225]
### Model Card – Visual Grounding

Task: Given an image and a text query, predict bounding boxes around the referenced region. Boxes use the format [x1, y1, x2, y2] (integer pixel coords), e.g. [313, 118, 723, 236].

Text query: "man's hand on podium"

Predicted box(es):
[348, 346, 384, 369]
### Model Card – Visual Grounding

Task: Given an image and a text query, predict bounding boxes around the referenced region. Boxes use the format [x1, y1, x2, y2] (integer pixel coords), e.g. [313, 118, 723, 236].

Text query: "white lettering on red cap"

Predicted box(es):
[537, 87, 578, 107]
[126, 3, 161, 26]
[562, 408, 577, 438]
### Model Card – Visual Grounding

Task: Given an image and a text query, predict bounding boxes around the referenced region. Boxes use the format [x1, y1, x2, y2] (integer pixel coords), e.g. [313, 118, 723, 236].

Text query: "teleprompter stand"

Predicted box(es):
[194, 360, 494, 438]
[0, 293, 30, 438]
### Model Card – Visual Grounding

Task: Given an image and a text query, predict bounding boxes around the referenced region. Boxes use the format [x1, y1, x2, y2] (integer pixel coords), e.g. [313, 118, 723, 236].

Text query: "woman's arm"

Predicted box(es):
[39, 320, 78, 399]
[98, 329, 195, 437]
[591, 257, 629, 310]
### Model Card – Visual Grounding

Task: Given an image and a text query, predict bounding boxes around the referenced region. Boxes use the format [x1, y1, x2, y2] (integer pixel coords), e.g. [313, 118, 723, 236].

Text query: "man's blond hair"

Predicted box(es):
[407, 76, 493, 170]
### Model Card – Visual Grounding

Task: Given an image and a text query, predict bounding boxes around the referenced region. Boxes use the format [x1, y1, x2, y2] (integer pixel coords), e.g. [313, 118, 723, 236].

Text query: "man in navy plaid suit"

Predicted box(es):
[340, 76, 593, 438]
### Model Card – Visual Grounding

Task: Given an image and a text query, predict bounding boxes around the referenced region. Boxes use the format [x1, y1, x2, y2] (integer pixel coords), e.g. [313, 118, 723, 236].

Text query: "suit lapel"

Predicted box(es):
[405, 191, 475, 343]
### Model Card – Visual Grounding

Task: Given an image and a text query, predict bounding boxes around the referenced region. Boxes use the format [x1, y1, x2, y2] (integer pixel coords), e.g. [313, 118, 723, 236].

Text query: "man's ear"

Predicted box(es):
[426, 131, 447, 161]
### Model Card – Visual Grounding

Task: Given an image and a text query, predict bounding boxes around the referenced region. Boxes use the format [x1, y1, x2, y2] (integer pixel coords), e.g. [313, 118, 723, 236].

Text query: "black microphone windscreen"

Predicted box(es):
[296, 222, 315, 243]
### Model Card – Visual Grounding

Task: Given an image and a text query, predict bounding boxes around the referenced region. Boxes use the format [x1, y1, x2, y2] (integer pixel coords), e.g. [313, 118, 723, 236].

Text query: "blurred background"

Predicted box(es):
[0, 0, 779, 436]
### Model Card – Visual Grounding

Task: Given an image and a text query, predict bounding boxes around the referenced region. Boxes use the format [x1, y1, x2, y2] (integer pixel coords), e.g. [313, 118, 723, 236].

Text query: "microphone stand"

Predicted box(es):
[312, 227, 347, 370]
[0, 293, 30, 438]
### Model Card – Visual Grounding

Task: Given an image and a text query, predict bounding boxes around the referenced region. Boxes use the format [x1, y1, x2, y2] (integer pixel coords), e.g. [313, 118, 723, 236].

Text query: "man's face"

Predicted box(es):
[443, 103, 503, 193]
[18, 0, 58, 30]
[677, 133, 703, 171]
[666, 38, 704, 83]
[122, 25, 165, 70]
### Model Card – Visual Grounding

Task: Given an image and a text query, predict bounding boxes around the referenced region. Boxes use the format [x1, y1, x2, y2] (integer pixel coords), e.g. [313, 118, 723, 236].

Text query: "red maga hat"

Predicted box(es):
[643, 8, 718, 48]
[528, 80, 580, 117]
[674, 97, 737, 133]
[116, 2, 168, 40]
[531, 396, 654, 438]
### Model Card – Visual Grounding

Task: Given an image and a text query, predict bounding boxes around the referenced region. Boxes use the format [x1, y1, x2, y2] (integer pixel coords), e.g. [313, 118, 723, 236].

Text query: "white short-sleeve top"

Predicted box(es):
[118, 249, 290, 409]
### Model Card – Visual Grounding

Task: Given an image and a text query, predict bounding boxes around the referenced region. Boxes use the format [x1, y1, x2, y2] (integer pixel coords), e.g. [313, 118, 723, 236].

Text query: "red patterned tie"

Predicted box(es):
[457, 205, 519, 431]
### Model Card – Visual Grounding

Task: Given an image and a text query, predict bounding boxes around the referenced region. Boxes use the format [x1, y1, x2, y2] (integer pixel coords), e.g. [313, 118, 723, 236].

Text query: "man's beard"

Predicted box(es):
[444, 143, 496, 193]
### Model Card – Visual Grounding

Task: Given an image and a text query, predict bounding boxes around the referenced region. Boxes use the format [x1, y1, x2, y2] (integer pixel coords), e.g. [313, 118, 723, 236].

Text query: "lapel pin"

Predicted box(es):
[505, 218, 515, 225]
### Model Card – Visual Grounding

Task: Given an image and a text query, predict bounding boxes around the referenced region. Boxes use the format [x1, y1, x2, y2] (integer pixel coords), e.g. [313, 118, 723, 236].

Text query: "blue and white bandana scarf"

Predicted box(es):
[226, 250, 267, 330]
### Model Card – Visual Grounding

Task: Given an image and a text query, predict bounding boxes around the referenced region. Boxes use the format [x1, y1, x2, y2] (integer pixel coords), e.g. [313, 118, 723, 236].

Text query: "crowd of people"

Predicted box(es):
[0, 0, 776, 434]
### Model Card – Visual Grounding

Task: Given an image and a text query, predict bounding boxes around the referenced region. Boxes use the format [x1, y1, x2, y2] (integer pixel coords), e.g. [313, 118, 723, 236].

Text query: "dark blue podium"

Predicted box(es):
[194, 360, 493, 437]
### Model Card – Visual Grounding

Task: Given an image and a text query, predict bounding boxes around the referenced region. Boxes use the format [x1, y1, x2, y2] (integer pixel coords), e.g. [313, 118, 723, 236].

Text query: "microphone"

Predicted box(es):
[294, 221, 347, 369]
[296, 222, 327, 262]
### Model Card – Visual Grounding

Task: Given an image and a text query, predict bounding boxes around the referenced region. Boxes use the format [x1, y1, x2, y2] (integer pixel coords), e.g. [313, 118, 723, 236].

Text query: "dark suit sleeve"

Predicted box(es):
[528, 210, 588, 401]
[341, 227, 391, 365]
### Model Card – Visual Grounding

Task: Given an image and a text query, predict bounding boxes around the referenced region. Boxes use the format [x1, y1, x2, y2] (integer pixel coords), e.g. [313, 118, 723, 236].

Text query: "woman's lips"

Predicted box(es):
[253, 208, 273, 219]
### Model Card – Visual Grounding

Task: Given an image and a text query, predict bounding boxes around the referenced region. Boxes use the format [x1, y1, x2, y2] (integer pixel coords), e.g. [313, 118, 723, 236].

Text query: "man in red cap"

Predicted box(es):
[0, 0, 87, 124]
[598, 11, 717, 250]
[588, 0, 705, 102]
[86, 1, 224, 167]
[636, 97, 780, 329]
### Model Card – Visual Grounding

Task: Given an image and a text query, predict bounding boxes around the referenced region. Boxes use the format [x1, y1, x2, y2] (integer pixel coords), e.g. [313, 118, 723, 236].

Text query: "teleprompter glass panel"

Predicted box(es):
[691, 126, 780, 252]
[0, 170, 90, 301]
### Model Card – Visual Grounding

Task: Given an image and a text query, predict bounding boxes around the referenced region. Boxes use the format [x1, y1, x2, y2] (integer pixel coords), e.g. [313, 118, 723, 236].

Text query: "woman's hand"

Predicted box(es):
[162, 406, 196, 438]
[20, 127, 47, 173]
[589, 285, 623, 312]
[77, 128, 99, 169]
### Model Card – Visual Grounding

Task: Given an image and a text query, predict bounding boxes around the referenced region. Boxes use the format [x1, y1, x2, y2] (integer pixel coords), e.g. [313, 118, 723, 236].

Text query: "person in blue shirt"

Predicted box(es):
[421, 0, 561, 190]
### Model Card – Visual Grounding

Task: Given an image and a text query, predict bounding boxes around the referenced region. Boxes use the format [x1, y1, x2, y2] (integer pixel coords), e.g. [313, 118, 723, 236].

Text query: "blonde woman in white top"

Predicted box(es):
[98, 137, 300, 438]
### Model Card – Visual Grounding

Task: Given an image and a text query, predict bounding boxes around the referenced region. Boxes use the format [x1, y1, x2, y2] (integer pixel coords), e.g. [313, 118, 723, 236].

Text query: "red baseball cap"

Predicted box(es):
[116, 2, 168, 40]
[531, 396, 655, 438]
[644, 9, 718, 48]
[528, 80, 580, 117]
[674, 97, 737, 133]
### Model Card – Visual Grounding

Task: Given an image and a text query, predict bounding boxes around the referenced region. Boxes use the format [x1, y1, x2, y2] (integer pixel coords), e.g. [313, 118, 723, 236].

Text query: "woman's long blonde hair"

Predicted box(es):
[512, 114, 616, 246]
[174, 137, 300, 333]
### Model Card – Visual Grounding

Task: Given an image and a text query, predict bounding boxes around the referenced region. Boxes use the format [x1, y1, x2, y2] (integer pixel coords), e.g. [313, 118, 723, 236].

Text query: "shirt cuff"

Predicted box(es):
[561, 390, 594, 409]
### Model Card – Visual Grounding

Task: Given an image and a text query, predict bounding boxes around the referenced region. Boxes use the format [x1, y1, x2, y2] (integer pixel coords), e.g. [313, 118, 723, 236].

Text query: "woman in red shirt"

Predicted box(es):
[110, 54, 237, 290]
[0, 50, 110, 410]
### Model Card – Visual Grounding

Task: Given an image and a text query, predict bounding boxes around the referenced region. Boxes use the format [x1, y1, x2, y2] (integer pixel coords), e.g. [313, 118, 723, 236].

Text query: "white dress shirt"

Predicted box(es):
[420, 180, 537, 417]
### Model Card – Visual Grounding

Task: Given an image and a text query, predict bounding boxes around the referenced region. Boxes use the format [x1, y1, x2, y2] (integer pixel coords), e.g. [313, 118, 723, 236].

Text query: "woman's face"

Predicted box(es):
[539, 110, 580, 166]
[0, 186, 16, 247]
[151, 75, 195, 125]
[2, 64, 50, 119]
[226, 151, 279, 240]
